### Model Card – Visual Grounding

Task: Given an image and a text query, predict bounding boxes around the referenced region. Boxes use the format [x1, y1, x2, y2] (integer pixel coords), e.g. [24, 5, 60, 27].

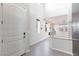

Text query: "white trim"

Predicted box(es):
[30, 36, 49, 46]
[10, 50, 25, 56]
[50, 47, 73, 56]
[10, 49, 30, 56]
[25, 50, 30, 53]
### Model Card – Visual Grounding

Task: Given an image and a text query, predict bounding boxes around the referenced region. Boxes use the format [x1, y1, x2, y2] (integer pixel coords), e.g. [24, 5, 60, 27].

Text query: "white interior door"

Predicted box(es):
[0, 4, 2, 56]
[2, 3, 27, 56]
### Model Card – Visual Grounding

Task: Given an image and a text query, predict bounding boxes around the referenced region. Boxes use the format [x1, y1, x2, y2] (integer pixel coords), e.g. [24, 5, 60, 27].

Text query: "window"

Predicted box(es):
[45, 22, 47, 32]
[36, 19, 40, 33]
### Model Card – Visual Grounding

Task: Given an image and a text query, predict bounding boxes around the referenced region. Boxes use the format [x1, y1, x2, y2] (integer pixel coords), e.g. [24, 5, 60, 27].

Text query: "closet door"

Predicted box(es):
[2, 3, 27, 56]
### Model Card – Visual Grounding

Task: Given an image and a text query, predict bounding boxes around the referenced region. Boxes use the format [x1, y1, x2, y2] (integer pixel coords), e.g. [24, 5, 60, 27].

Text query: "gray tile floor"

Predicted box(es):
[23, 38, 72, 56]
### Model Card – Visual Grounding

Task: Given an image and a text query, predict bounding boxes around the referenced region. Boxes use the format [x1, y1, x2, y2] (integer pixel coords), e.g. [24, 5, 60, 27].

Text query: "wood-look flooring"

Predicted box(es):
[23, 38, 71, 56]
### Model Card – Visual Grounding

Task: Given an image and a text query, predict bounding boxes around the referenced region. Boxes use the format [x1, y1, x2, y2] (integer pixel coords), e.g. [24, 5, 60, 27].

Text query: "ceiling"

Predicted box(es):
[45, 3, 71, 17]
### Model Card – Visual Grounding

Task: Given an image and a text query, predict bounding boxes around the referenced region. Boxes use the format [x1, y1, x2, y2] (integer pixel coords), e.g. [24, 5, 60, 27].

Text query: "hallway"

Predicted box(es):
[0, 3, 78, 56]
[23, 38, 71, 56]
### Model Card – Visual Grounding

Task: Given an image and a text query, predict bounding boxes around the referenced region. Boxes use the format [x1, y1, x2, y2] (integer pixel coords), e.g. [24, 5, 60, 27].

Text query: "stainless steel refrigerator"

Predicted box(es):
[72, 3, 79, 56]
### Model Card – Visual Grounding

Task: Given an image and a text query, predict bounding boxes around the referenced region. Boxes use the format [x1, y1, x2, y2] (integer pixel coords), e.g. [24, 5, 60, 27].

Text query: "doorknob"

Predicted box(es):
[1, 40, 3, 44]
[23, 32, 26, 38]
[23, 32, 26, 35]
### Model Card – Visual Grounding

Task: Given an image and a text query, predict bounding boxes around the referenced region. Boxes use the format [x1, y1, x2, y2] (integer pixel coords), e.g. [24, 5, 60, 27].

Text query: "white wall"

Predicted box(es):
[28, 3, 49, 45]
[50, 38, 72, 55]
[49, 15, 72, 55]
[45, 3, 73, 55]
[15, 3, 49, 50]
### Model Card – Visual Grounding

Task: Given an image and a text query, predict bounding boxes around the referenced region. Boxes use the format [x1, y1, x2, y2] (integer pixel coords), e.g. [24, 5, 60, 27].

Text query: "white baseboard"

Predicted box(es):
[10, 49, 25, 56]
[10, 49, 30, 56]
[25, 50, 30, 53]
[50, 47, 73, 56]
[30, 36, 49, 46]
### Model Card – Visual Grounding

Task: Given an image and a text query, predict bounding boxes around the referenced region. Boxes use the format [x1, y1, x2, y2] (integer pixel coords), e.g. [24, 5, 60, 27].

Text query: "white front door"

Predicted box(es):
[2, 3, 27, 56]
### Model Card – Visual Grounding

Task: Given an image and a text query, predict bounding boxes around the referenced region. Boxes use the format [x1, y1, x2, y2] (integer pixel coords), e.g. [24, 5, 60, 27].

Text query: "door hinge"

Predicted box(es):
[1, 3, 3, 6]
[1, 40, 3, 44]
[1, 20, 3, 24]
